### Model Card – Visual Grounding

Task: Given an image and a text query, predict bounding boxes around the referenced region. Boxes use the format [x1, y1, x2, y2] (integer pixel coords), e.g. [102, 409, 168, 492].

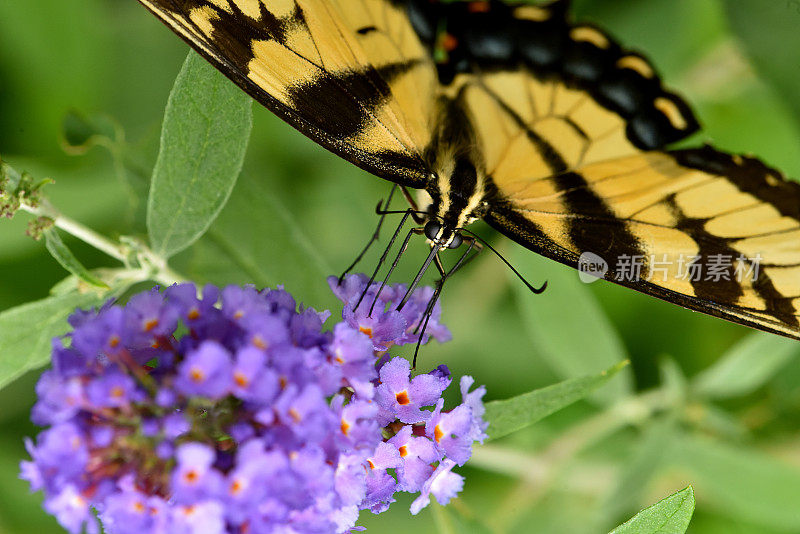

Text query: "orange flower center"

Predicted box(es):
[395, 390, 410, 405]
[234, 372, 249, 388]
[467, 1, 491, 13]
[252, 335, 267, 350]
[359, 326, 373, 338]
[189, 368, 205, 383]
[442, 33, 458, 52]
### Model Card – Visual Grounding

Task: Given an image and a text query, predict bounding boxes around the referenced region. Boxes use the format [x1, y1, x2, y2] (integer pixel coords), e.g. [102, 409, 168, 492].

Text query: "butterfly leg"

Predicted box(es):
[411, 239, 478, 368]
[398, 232, 483, 310]
[365, 225, 425, 316]
[400, 186, 427, 225]
[435, 236, 484, 283]
[353, 210, 419, 311]
[433, 253, 447, 278]
[338, 184, 398, 284]
[375, 186, 427, 224]
[397, 243, 441, 311]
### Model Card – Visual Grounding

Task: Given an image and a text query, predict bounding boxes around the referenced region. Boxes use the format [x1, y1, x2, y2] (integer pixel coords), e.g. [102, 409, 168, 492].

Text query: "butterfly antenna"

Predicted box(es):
[458, 228, 548, 294]
[338, 184, 397, 285]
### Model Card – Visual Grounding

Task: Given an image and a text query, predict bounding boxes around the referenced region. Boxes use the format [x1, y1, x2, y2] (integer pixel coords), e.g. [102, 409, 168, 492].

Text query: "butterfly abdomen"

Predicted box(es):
[424, 89, 489, 231]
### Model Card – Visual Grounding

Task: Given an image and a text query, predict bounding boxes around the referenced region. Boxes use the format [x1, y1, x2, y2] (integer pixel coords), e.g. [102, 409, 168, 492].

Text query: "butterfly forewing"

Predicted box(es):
[139, 0, 437, 186]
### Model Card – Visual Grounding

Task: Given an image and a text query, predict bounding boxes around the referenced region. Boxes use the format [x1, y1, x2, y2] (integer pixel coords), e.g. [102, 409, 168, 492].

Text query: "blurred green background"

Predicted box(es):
[2, 0, 800, 532]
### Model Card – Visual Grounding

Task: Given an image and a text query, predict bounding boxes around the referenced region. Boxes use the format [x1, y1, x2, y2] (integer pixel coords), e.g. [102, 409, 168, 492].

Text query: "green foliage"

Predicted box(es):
[1, 1, 800, 533]
[692, 332, 800, 399]
[0, 292, 106, 389]
[43, 229, 108, 289]
[609, 486, 695, 534]
[512, 251, 633, 404]
[147, 52, 253, 258]
[670, 435, 800, 530]
[485, 361, 628, 440]
[722, 0, 800, 131]
[185, 171, 337, 311]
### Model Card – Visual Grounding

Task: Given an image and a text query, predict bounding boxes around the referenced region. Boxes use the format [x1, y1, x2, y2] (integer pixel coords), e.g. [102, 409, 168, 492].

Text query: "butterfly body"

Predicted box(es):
[140, 0, 800, 341]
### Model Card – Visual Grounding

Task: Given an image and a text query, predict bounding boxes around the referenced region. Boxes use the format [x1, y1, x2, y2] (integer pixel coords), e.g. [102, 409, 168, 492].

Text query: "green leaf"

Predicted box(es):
[510, 251, 632, 404]
[484, 361, 628, 441]
[0, 291, 105, 390]
[609, 486, 694, 534]
[669, 434, 800, 531]
[147, 52, 253, 258]
[692, 332, 799, 399]
[723, 0, 800, 129]
[43, 228, 109, 289]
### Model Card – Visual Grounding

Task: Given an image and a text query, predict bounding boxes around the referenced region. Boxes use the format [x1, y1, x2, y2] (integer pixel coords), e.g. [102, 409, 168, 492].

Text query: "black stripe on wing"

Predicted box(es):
[485, 201, 800, 338]
[140, 0, 432, 188]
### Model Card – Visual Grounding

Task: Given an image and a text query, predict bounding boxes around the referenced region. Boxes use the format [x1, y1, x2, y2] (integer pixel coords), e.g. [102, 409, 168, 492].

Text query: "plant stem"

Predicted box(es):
[21, 199, 127, 262]
[21, 199, 186, 287]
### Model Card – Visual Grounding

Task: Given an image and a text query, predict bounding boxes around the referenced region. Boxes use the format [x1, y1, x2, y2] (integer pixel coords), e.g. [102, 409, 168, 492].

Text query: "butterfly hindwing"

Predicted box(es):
[139, 0, 438, 186]
[485, 146, 800, 338]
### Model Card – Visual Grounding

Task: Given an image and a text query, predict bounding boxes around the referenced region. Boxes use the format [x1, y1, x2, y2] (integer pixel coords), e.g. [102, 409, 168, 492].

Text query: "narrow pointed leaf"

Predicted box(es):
[43, 228, 109, 289]
[692, 332, 799, 399]
[484, 361, 628, 441]
[609, 486, 694, 534]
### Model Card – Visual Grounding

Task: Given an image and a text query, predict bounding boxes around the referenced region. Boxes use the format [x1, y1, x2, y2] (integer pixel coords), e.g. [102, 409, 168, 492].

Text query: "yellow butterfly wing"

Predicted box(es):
[138, 0, 438, 187]
[486, 148, 800, 339]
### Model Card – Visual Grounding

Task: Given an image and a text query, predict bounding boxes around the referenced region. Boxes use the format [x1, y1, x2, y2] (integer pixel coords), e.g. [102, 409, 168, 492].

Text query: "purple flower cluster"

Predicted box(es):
[21, 274, 487, 534]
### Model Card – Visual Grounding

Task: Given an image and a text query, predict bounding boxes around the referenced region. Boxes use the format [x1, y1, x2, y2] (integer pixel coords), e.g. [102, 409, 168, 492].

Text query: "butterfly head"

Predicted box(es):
[424, 219, 462, 250]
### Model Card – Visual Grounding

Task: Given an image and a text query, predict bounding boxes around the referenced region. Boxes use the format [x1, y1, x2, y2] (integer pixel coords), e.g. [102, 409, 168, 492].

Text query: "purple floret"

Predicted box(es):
[21, 275, 485, 534]
[175, 341, 233, 400]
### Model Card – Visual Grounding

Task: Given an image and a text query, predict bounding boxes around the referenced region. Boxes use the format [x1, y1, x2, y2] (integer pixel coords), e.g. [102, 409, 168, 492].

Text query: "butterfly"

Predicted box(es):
[139, 0, 800, 342]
